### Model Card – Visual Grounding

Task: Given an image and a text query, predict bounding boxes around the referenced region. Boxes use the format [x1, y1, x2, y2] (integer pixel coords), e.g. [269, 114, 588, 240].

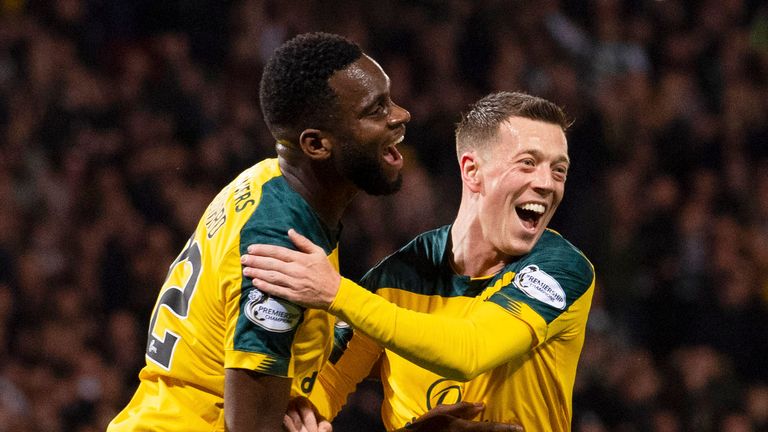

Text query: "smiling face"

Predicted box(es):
[474, 116, 569, 257]
[327, 55, 411, 195]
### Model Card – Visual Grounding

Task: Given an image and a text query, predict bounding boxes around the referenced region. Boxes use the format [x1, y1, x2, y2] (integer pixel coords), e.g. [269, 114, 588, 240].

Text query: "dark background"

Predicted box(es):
[0, 1, 767, 430]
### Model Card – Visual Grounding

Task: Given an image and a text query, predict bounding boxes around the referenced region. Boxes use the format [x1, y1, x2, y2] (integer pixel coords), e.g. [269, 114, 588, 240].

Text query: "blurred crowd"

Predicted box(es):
[0, 0, 767, 431]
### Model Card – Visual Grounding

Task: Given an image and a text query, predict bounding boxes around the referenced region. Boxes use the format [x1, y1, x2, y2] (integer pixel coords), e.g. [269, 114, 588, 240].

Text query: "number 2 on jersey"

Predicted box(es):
[146, 237, 203, 370]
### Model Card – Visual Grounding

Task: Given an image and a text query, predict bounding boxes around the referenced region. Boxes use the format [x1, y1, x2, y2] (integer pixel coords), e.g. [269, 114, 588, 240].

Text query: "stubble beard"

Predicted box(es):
[339, 141, 402, 196]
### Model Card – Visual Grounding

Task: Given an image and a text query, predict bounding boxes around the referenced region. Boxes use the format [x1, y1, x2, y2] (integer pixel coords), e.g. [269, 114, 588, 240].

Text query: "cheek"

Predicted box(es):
[481, 195, 513, 233]
[358, 122, 385, 142]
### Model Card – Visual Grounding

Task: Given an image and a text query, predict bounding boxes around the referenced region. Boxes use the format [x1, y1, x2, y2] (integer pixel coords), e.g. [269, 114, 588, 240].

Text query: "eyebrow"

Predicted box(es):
[521, 148, 571, 165]
[357, 92, 387, 117]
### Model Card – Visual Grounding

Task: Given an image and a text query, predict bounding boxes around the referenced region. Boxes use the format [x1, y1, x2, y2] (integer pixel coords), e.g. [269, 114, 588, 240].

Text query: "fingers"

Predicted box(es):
[242, 229, 324, 279]
[288, 229, 325, 254]
[284, 413, 300, 432]
[446, 401, 484, 419]
[296, 400, 319, 431]
[241, 255, 296, 280]
[450, 419, 524, 432]
[488, 423, 523, 432]
[246, 243, 298, 262]
[284, 396, 331, 432]
[243, 265, 294, 289]
[406, 402, 522, 432]
[427, 402, 484, 420]
[249, 277, 295, 302]
[467, 421, 524, 432]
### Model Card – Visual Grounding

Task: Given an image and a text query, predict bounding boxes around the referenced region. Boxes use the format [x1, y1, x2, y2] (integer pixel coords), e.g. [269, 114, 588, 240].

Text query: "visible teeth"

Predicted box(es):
[519, 203, 545, 214]
[394, 135, 404, 144]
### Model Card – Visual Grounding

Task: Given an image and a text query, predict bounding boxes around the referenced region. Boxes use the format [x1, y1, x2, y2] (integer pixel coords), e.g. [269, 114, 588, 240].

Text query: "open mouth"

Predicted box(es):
[515, 202, 545, 230]
[383, 135, 404, 167]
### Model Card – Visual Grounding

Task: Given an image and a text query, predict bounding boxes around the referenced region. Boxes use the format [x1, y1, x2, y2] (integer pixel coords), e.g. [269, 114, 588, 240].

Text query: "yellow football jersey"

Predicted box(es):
[109, 158, 338, 431]
[312, 226, 594, 431]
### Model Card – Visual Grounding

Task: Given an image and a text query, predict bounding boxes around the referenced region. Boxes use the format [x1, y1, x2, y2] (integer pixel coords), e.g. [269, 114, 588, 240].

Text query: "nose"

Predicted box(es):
[388, 101, 411, 126]
[532, 165, 555, 195]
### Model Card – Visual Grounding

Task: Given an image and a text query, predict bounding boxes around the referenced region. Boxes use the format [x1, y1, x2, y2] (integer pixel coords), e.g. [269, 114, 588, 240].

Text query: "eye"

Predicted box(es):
[521, 158, 535, 167]
[553, 165, 569, 180]
[368, 100, 389, 117]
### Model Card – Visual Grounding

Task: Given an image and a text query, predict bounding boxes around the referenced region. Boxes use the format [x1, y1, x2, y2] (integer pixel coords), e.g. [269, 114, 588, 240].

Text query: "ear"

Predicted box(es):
[459, 152, 483, 193]
[299, 129, 332, 160]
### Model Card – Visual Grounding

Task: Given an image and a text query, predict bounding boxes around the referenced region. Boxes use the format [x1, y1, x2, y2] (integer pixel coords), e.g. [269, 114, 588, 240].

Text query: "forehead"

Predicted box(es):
[495, 116, 568, 156]
[328, 55, 389, 113]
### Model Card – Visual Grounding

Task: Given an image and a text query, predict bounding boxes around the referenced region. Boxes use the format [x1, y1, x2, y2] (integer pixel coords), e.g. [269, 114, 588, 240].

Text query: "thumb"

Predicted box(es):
[288, 229, 323, 254]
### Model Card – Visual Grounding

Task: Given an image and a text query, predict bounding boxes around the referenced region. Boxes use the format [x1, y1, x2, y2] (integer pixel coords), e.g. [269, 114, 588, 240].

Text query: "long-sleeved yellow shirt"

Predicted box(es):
[109, 159, 338, 431]
[311, 226, 595, 431]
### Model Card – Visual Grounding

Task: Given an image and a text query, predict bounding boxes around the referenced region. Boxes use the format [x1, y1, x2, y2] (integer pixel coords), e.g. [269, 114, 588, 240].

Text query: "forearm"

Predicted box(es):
[310, 332, 382, 419]
[224, 369, 291, 431]
[328, 279, 534, 381]
[309, 368, 347, 420]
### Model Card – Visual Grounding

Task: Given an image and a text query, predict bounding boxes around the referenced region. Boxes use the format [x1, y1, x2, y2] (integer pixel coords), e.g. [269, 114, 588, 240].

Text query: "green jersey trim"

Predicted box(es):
[488, 230, 594, 323]
[362, 225, 593, 324]
[234, 175, 341, 375]
[361, 226, 491, 298]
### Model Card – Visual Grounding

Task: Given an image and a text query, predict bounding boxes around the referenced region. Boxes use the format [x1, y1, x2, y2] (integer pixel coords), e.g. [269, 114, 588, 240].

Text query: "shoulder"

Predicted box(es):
[490, 229, 594, 323]
[527, 229, 594, 286]
[198, 160, 280, 241]
[360, 225, 450, 293]
[238, 159, 339, 254]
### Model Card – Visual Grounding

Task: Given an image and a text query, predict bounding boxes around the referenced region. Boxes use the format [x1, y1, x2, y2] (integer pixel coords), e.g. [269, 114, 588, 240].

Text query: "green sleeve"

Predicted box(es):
[328, 278, 534, 381]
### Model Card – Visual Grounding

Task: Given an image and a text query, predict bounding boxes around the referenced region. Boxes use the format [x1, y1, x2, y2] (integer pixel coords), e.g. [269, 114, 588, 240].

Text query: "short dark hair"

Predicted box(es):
[259, 32, 363, 140]
[455, 91, 571, 158]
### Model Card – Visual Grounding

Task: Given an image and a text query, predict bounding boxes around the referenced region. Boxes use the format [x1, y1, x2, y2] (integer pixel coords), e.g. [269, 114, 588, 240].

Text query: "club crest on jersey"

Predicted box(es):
[426, 379, 463, 409]
[244, 289, 301, 332]
[513, 265, 566, 309]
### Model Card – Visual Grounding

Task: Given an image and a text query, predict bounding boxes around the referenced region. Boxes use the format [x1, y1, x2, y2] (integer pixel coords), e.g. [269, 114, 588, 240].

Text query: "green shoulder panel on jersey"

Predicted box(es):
[240, 176, 340, 254]
[488, 229, 594, 324]
[234, 175, 341, 375]
[360, 225, 492, 298]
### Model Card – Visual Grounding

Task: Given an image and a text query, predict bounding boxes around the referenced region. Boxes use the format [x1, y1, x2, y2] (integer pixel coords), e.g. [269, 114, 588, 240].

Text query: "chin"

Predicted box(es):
[502, 232, 541, 257]
[502, 243, 535, 258]
[363, 174, 403, 196]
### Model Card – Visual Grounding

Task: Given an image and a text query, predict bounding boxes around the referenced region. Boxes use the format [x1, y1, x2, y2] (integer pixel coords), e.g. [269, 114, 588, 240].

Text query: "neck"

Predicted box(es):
[449, 196, 508, 278]
[277, 146, 358, 228]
